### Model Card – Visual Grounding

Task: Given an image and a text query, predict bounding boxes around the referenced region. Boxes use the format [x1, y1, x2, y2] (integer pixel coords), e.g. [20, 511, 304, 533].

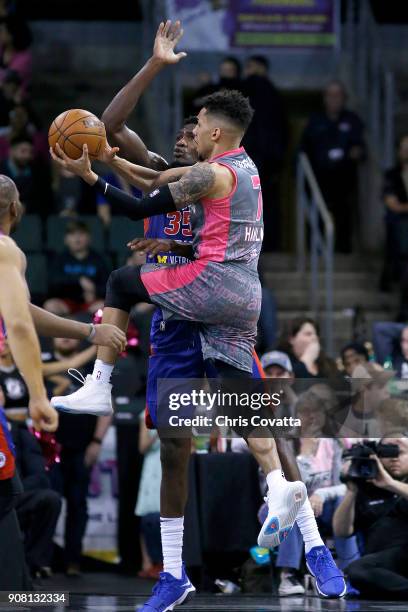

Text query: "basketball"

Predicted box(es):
[48, 109, 106, 160]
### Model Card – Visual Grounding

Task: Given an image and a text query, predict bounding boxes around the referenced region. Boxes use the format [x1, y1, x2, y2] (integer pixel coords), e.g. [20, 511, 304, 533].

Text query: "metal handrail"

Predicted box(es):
[344, 0, 395, 169]
[297, 153, 334, 355]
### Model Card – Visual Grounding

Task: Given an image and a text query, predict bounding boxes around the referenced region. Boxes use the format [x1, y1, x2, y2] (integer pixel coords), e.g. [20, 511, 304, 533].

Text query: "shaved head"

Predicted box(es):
[0, 175, 18, 218]
[0, 175, 22, 232]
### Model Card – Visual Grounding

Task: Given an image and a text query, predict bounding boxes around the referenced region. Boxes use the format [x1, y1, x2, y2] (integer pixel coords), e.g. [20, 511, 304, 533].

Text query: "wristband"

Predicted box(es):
[88, 323, 97, 341]
[92, 437, 102, 445]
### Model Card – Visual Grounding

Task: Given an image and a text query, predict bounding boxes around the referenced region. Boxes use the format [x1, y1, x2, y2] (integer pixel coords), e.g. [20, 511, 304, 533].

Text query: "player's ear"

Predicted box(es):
[211, 127, 221, 142]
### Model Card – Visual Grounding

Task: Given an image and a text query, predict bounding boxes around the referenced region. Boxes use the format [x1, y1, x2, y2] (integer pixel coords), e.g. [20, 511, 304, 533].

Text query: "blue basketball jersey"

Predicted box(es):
[144, 209, 199, 349]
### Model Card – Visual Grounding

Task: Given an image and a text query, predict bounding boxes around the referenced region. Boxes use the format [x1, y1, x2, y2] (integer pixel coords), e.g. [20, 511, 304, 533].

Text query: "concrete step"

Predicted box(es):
[271, 288, 397, 311]
[260, 252, 383, 273]
[263, 271, 381, 291]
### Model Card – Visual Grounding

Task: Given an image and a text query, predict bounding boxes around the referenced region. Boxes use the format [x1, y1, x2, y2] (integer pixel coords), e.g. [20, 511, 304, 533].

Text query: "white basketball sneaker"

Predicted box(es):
[257, 480, 307, 549]
[51, 370, 113, 416]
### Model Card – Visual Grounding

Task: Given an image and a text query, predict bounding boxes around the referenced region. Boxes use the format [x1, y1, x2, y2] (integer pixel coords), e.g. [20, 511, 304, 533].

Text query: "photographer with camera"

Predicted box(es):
[333, 437, 408, 599]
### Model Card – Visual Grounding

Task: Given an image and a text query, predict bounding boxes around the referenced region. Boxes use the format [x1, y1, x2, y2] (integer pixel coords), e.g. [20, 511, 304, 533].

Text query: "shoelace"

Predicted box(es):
[67, 368, 86, 386]
[314, 550, 341, 576]
[151, 574, 174, 597]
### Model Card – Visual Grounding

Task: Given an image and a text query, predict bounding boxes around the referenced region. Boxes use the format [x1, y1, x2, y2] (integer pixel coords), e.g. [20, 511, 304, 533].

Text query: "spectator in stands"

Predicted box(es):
[301, 80, 365, 253]
[260, 350, 296, 419]
[45, 336, 111, 576]
[277, 317, 339, 380]
[333, 437, 408, 599]
[0, 102, 48, 162]
[0, 132, 53, 215]
[380, 135, 408, 292]
[375, 398, 408, 438]
[190, 56, 242, 111]
[0, 69, 21, 127]
[276, 398, 359, 595]
[11, 422, 61, 578]
[46, 221, 109, 315]
[341, 342, 370, 377]
[336, 363, 392, 438]
[0, 16, 32, 94]
[373, 322, 408, 378]
[242, 55, 287, 251]
[135, 416, 162, 580]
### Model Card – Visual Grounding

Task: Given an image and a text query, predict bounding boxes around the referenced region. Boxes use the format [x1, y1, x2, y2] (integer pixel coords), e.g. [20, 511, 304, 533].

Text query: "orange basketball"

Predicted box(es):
[48, 109, 106, 160]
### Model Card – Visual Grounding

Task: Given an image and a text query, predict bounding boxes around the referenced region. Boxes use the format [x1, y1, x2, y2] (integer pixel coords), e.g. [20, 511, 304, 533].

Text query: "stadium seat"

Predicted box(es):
[108, 216, 144, 256]
[46, 215, 106, 253]
[26, 253, 48, 297]
[13, 215, 42, 252]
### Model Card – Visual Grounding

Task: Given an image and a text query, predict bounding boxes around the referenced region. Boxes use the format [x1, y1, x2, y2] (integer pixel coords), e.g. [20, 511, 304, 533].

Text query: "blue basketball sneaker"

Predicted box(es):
[305, 545, 346, 598]
[137, 564, 196, 612]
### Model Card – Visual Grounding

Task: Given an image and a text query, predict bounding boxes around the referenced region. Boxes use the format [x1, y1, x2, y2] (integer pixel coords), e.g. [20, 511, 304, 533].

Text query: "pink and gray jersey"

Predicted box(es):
[141, 146, 263, 372]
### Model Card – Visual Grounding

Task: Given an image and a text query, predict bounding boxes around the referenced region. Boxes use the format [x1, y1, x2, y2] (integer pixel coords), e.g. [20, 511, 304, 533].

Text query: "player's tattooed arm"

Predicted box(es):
[168, 162, 216, 206]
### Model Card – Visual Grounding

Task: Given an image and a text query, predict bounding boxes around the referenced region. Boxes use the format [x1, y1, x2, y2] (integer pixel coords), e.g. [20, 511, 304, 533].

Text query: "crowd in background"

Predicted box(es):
[1, 4, 408, 602]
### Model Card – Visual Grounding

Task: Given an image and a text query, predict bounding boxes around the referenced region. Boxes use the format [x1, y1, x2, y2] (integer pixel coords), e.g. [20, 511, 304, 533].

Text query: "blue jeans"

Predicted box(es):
[276, 499, 360, 571]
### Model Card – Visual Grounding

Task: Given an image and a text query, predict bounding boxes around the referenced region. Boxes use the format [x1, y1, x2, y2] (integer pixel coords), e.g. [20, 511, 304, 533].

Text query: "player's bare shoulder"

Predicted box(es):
[0, 235, 25, 273]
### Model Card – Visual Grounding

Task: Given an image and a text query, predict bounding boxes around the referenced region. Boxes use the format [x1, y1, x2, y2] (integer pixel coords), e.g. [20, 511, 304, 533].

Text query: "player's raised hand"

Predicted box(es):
[50, 143, 97, 184]
[29, 396, 59, 433]
[127, 237, 174, 256]
[153, 20, 187, 64]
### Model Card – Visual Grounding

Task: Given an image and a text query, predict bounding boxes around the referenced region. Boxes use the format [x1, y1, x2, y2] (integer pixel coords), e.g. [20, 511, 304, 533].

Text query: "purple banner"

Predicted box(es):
[167, 0, 337, 50]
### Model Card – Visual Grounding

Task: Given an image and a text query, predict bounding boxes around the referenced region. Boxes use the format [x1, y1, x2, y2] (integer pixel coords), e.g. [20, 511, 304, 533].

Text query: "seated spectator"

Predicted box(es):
[373, 321, 408, 378]
[46, 221, 109, 314]
[340, 342, 370, 377]
[301, 80, 365, 253]
[96, 170, 141, 226]
[0, 101, 49, 162]
[135, 415, 162, 580]
[336, 363, 393, 438]
[380, 135, 408, 292]
[274, 390, 358, 595]
[0, 69, 21, 128]
[10, 421, 61, 578]
[375, 398, 408, 438]
[0, 132, 53, 215]
[277, 317, 339, 380]
[242, 55, 287, 251]
[0, 16, 32, 94]
[260, 350, 296, 419]
[333, 437, 408, 600]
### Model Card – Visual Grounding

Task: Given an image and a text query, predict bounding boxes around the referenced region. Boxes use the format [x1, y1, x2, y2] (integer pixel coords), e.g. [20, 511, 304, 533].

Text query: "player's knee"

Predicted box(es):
[160, 438, 190, 472]
[105, 268, 131, 312]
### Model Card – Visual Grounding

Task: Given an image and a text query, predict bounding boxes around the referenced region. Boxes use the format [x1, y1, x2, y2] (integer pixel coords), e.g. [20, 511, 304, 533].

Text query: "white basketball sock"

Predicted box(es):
[160, 516, 184, 579]
[266, 469, 286, 493]
[296, 497, 324, 553]
[92, 359, 114, 384]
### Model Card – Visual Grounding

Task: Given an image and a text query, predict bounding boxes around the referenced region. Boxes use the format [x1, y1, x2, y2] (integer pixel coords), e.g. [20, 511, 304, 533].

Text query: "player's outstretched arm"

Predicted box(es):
[0, 237, 58, 432]
[107, 153, 190, 192]
[50, 144, 219, 219]
[101, 20, 186, 167]
[29, 305, 126, 353]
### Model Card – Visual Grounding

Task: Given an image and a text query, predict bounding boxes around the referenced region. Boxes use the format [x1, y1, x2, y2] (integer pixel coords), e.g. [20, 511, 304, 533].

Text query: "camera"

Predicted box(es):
[341, 441, 399, 482]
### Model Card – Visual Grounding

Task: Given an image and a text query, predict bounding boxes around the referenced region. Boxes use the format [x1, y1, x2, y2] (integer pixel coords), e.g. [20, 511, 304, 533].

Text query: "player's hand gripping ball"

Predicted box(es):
[48, 109, 106, 160]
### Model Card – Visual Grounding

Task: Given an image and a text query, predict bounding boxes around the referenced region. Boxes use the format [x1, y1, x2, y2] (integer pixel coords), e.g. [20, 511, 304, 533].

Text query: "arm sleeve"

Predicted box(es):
[94, 177, 177, 220]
